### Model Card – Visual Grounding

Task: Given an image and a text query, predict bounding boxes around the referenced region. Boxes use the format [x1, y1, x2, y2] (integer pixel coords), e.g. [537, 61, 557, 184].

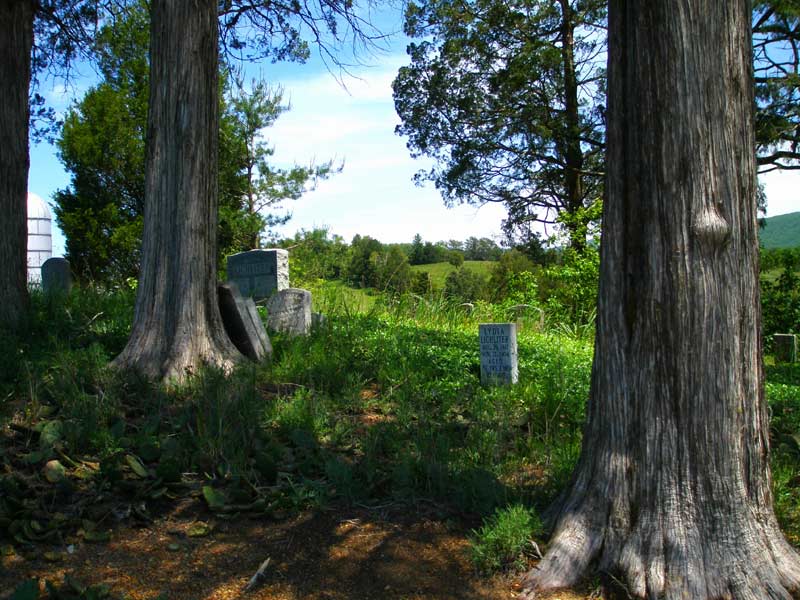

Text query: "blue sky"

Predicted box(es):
[27, 9, 800, 257]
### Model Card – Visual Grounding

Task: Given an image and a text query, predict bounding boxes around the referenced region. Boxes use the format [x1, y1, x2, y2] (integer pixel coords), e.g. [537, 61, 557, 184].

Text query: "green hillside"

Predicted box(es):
[761, 211, 800, 249]
[410, 260, 495, 288]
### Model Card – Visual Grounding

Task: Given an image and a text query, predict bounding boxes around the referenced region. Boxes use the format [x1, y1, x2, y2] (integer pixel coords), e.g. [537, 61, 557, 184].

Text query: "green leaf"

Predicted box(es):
[186, 522, 211, 538]
[39, 420, 62, 449]
[125, 454, 149, 478]
[11, 579, 39, 600]
[23, 450, 47, 465]
[202, 485, 227, 511]
[83, 529, 111, 543]
[44, 460, 67, 483]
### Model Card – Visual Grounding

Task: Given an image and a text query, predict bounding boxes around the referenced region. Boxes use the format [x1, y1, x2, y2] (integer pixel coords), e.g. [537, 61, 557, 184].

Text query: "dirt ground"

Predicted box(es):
[0, 499, 593, 600]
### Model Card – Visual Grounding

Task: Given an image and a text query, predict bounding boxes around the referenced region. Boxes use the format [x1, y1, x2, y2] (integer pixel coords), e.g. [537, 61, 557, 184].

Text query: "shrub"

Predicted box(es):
[762, 252, 800, 346]
[488, 249, 536, 302]
[444, 267, 487, 302]
[470, 504, 542, 573]
[448, 251, 465, 267]
[539, 247, 599, 327]
[411, 271, 433, 296]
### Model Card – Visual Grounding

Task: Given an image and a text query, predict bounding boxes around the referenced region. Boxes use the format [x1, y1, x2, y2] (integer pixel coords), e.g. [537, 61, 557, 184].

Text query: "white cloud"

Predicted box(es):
[760, 170, 800, 217]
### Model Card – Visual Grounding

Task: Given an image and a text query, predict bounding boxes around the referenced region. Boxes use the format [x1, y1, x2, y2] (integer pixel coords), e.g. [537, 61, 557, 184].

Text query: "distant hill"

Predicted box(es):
[760, 211, 800, 249]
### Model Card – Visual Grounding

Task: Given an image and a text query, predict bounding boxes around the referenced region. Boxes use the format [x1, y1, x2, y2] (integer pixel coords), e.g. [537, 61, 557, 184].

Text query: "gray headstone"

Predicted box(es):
[509, 304, 545, 331]
[509, 304, 533, 318]
[227, 249, 289, 302]
[479, 323, 519, 385]
[774, 334, 798, 363]
[311, 312, 327, 329]
[41, 257, 72, 295]
[266, 288, 312, 337]
[218, 282, 272, 362]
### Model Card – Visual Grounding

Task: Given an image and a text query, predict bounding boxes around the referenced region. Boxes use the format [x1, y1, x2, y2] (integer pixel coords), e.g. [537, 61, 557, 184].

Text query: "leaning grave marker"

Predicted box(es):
[479, 323, 519, 385]
[218, 282, 272, 362]
[227, 249, 289, 302]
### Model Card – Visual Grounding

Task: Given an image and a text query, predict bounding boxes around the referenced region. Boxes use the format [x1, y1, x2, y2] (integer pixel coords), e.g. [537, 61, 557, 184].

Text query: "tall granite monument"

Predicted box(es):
[227, 249, 289, 302]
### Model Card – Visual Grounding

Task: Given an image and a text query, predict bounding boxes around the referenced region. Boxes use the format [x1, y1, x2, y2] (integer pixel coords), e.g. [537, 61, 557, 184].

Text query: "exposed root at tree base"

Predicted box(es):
[112, 340, 242, 384]
[518, 518, 800, 600]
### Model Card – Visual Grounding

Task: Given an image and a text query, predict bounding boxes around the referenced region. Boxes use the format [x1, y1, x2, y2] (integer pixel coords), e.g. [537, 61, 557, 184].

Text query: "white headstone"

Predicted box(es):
[266, 288, 312, 337]
[479, 323, 519, 385]
[227, 249, 289, 302]
[27, 192, 52, 284]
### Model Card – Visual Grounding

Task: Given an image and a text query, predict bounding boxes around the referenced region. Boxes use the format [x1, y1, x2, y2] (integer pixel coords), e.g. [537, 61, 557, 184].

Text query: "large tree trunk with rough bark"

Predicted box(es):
[114, 0, 241, 381]
[521, 1, 800, 599]
[0, 1, 33, 331]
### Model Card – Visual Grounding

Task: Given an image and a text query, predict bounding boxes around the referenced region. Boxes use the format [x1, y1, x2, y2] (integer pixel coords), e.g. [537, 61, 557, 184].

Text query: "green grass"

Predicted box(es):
[410, 260, 495, 289]
[470, 504, 542, 573]
[2, 283, 800, 581]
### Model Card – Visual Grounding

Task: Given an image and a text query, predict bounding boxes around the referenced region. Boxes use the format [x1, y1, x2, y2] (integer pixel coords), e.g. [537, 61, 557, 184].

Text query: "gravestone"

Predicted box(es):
[227, 249, 289, 302]
[266, 288, 312, 336]
[41, 257, 72, 295]
[774, 333, 798, 364]
[479, 323, 518, 385]
[312, 312, 327, 329]
[218, 282, 272, 361]
[509, 303, 545, 331]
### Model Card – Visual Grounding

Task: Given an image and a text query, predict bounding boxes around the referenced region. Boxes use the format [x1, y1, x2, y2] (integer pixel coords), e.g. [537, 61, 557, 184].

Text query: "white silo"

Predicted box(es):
[27, 192, 52, 284]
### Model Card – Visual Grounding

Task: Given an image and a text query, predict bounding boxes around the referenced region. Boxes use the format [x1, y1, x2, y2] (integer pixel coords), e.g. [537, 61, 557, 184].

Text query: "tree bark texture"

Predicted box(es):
[0, 1, 33, 330]
[114, 0, 241, 381]
[521, 1, 800, 598]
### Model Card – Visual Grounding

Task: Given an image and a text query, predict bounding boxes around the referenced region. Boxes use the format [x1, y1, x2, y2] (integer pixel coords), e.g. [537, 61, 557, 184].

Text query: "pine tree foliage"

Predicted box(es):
[393, 0, 606, 249]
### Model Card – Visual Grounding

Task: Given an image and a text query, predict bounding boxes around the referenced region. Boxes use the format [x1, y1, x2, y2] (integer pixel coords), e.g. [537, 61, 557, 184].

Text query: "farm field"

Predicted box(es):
[410, 261, 495, 289]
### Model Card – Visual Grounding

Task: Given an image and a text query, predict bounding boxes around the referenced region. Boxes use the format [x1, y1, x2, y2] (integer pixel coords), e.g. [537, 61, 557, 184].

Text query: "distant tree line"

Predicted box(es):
[280, 228, 598, 322]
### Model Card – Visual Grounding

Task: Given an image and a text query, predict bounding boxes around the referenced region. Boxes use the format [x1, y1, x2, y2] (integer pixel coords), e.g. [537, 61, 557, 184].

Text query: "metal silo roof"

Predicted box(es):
[27, 192, 51, 220]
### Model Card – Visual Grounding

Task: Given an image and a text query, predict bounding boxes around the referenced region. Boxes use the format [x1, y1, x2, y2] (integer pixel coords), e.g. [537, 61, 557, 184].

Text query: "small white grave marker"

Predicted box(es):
[479, 323, 518, 385]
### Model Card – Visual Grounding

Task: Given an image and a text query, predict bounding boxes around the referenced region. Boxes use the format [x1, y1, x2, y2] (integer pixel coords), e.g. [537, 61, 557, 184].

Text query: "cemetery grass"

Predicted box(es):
[0, 287, 799, 599]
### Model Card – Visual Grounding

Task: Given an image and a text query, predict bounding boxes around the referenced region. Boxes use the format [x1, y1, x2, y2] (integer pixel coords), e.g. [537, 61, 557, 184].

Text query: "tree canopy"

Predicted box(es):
[54, 1, 336, 285]
[754, 0, 800, 172]
[393, 0, 606, 250]
[394, 0, 800, 250]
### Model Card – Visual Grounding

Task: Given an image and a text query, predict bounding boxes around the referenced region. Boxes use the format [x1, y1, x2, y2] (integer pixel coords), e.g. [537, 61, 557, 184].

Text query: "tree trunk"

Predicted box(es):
[113, 0, 241, 381]
[558, 0, 585, 253]
[0, 0, 33, 330]
[521, 1, 800, 598]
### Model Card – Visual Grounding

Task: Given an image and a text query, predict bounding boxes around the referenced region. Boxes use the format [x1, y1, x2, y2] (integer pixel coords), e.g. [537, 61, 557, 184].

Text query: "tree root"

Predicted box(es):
[519, 512, 800, 600]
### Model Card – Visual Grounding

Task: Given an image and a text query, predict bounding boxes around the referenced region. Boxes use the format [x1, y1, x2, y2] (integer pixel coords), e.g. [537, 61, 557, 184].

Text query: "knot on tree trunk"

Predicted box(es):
[693, 203, 730, 249]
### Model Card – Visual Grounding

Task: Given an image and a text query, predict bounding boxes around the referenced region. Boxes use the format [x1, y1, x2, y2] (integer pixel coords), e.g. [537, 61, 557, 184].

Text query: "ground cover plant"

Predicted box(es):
[1, 283, 799, 598]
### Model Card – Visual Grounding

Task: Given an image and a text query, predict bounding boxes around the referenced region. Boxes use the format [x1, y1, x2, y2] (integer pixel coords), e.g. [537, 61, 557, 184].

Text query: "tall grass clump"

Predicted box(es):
[470, 504, 542, 573]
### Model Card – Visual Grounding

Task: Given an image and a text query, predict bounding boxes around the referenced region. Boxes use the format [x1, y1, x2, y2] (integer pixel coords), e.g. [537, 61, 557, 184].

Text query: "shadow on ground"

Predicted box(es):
[1, 502, 520, 600]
